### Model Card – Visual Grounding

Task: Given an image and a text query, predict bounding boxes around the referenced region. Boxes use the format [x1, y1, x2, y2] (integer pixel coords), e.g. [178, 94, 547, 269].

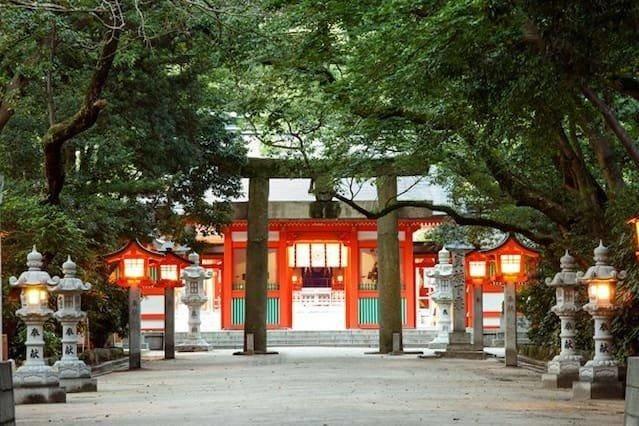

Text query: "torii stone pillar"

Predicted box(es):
[242, 176, 271, 354]
[376, 175, 403, 354]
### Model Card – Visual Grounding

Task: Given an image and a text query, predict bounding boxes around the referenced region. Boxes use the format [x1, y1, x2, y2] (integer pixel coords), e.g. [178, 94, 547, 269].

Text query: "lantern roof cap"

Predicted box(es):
[560, 250, 576, 270]
[103, 239, 165, 263]
[182, 252, 213, 280]
[9, 246, 56, 288]
[546, 250, 580, 287]
[480, 233, 539, 257]
[51, 256, 91, 293]
[153, 238, 191, 255]
[578, 241, 626, 283]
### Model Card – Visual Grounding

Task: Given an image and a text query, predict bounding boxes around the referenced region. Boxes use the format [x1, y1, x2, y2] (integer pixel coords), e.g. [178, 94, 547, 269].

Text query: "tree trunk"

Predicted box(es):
[44, 141, 65, 204]
[581, 84, 639, 169]
[244, 176, 269, 353]
[376, 175, 403, 353]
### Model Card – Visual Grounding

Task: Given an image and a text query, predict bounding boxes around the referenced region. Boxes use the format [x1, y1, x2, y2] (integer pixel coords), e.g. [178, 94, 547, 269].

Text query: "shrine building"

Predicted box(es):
[138, 178, 505, 334]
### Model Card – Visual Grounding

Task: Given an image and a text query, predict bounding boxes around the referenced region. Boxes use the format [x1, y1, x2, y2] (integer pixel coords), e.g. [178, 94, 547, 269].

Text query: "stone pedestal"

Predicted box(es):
[573, 364, 625, 399]
[428, 248, 453, 350]
[51, 257, 96, 393]
[440, 251, 480, 358]
[572, 316, 624, 399]
[177, 253, 212, 352]
[572, 242, 625, 400]
[10, 247, 66, 404]
[542, 251, 582, 388]
[428, 301, 451, 350]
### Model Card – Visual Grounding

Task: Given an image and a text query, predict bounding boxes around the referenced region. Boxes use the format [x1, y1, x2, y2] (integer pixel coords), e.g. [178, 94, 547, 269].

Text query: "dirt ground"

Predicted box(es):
[15, 347, 624, 425]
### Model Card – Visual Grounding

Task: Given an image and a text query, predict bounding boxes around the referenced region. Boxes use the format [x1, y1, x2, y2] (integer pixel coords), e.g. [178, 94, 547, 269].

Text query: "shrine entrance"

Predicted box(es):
[289, 242, 347, 330]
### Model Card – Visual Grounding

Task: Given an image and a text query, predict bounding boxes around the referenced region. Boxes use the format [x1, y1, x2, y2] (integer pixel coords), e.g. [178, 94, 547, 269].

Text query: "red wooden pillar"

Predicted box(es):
[403, 225, 416, 328]
[222, 227, 233, 329]
[346, 227, 359, 329]
[278, 227, 291, 328]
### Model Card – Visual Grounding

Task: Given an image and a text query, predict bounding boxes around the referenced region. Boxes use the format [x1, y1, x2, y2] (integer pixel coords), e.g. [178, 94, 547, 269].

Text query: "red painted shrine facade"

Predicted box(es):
[136, 215, 512, 332]
[217, 218, 445, 330]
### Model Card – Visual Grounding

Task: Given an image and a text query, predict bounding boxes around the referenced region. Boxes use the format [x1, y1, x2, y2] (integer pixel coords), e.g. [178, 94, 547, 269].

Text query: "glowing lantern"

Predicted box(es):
[573, 241, 626, 397]
[500, 254, 522, 276]
[103, 240, 164, 287]
[9, 246, 62, 397]
[481, 234, 539, 283]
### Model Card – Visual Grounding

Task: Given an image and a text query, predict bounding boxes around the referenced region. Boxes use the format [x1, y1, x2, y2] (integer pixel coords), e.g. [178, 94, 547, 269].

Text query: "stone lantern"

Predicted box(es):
[50, 257, 96, 393]
[9, 246, 65, 404]
[573, 242, 625, 399]
[427, 247, 454, 349]
[176, 252, 212, 352]
[542, 251, 582, 389]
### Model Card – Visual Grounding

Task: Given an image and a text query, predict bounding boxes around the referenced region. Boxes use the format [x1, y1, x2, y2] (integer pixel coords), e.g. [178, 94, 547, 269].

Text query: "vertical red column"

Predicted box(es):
[278, 227, 291, 328]
[346, 227, 359, 329]
[403, 225, 416, 328]
[222, 227, 233, 329]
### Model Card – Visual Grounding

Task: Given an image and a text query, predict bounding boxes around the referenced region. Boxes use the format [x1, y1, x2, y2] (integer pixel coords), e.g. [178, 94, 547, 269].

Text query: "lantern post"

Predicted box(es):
[466, 251, 487, 350]
[573, 242, 625, 399]
[154, 249, 189, 360]
[176, 252, 212, 352]
[482, 235, 538, 367]
[541, 251, 582, 388]
[51, 257, 96, 392]
[104, 240, 164, 370]
[9, 246, 66, 404]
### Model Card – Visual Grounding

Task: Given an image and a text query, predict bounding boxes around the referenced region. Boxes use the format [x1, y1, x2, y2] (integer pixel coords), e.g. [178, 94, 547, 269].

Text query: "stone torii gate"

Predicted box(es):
[235, 157, 429, 355]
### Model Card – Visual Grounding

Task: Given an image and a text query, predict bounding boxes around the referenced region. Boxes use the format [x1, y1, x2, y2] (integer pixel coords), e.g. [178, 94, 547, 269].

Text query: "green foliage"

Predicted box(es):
[0, 2, 246, 349]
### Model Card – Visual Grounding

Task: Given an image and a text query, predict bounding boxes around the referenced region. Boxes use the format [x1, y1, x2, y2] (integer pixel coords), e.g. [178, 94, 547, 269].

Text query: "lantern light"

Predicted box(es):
[124, 258, 145, 279]
[160, 264, 179, 281]
[500, 254, 522, 275]
[9, 246, 63, 401]
[468, 261, 487, 278]
[26, 287, 42, 306]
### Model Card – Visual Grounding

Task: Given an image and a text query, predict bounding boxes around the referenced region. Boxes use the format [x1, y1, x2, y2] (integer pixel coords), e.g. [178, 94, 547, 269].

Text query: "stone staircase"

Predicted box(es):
[176, 330, 438, 349]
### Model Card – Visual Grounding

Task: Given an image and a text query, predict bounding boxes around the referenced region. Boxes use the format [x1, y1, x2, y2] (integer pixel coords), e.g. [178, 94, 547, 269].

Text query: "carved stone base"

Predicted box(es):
[572, 380, 624, 400]
[13, 364, 59, 388]
[176, 340, 211, 352]
[572, 363, 624, 400]
[427, 333, 449, 350]
[14, 385, 66, 404]
[59, 377, 97, 393]
[449, 331, 472, 345]
[542, 356, 582, 389]
[53, 360, 91, 380]
[541, 372, 578, 389]
[438, 349, 486, 360]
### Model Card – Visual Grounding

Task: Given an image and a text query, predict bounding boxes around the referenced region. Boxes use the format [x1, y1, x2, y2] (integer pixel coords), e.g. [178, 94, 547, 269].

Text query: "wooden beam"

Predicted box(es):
[239, 157, 428, 178]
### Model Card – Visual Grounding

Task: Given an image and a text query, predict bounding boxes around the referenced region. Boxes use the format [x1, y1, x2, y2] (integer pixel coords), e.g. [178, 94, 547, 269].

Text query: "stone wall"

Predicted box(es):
[626, 357, 639, 426]
[0, 361, 15, 425]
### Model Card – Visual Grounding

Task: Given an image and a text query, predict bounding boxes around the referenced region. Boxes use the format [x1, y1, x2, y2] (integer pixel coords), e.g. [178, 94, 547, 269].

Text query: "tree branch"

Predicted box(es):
[42, 24, 121, 204]
[0, 73, 27, 133]
[332, 192, 555, 245]
[581, 84, 639, 169]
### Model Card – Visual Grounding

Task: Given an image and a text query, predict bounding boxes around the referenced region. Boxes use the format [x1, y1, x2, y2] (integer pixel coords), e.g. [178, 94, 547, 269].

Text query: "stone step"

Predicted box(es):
[176, 330, 438, 348]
